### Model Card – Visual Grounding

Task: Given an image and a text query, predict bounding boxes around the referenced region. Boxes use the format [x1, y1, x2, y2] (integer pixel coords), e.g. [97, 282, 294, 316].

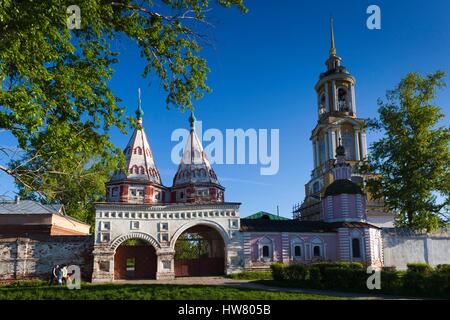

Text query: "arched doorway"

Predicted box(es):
[114, 239, 157, 280]
[174, 225, 225, 277]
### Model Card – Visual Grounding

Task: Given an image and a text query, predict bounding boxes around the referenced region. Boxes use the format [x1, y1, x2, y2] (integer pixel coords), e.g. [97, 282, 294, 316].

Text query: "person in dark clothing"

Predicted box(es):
[50, 265, 60, 285]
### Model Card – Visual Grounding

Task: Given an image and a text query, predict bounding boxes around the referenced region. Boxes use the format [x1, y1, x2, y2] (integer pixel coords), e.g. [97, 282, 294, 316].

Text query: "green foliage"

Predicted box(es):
[269, 262, 450, 298]
[320, 267, 366, 290]
[0, 283, 345, 300]
[0, 0, 247, 222]
[406, 262, 433, 274]
[226, 272, 273, 280]
[174, 233, 209, 259]
[283, 264, 308, 281]
[270, 263, 286, 281]
[436, 264, 450, 273]
[363, 71, 450, 232]
[122, 239, 148, 246]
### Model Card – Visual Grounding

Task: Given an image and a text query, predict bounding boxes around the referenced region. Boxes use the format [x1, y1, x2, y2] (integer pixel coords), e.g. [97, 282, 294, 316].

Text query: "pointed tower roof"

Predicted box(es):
[173, 113, 221, 187]
[329, 16, 337, 56]
[325, 16, 344, 73]
[110, 89, 162, 185]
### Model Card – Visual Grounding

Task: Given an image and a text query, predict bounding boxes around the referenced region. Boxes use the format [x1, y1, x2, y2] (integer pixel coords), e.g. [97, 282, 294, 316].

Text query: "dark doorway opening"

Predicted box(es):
[114, 239, 157, 280]
[174, 225, 225, 277]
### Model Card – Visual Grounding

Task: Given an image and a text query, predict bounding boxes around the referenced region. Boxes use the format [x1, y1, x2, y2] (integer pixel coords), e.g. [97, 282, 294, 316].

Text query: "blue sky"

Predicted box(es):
[1, 0, 449, 218]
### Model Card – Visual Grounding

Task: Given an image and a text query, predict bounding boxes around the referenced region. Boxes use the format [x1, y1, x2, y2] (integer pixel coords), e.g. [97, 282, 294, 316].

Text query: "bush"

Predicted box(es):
[308, 267, 322, 288]
[406, 263, 433, 274]
[382, 266, 397, 272]
[380, 270, 403, 293]
[436, 264, 450, 274]
[226, 272, 272, 280]
[284, 264, 308, 281]
[268, 261, 450, 298]
[320, 267, 366, 290]
[270, 263, 286, 281]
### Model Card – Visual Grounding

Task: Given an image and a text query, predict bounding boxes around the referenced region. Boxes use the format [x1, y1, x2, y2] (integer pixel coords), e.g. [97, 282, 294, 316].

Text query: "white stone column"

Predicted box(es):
[354, 129, 361, 161]
[350, 84, 356, 114]
[315, 140, 320, 166]
[156, 248, 176, 280]
[324, 133, 330, 161]
[91, 245, 115, 283]
[331, 81, 337, 111]
[361, 131, 368, 159]
[336, 129, 342, 146]
[312, 141, 317, 168]
[330, 130, 337, 158]
[281, 233, 290, 263]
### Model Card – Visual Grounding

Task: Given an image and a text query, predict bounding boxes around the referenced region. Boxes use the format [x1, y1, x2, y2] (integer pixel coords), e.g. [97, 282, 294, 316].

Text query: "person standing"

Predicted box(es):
[50, 265, 60, 285]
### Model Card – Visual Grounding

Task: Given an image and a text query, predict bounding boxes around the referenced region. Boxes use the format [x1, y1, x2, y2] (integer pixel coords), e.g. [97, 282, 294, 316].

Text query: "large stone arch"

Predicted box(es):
[169, 220, 230, 250]
[110, 232, 160, 251]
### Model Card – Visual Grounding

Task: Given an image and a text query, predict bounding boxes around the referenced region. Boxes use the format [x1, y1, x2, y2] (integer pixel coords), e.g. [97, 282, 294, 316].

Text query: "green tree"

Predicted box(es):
[364, 71, 450, 231]
[0, 0, 247, 220]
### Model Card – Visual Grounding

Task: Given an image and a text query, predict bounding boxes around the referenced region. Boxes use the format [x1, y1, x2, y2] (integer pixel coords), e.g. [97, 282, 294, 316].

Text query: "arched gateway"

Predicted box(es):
[91, 104, 243, 282]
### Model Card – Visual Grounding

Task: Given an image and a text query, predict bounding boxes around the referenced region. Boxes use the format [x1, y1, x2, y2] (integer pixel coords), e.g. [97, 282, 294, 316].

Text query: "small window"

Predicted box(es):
[262, 245, 270, 258]
[101, 222, 110, 231]
[313, 245, 321, 257]
[352, 238, 361, 258]
[294, 245, 302, 257]
[161, 233, 169, 242]
[100, 233, 110, 242]
[160, 223, 169, 231]
[313, 181, 320, 193]
[131, 221, 140, 230]
[126, 258, 135, 272]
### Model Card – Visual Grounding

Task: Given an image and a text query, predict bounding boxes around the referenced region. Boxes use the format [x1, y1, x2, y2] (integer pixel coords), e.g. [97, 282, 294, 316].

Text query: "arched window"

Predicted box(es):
[341, 130, 355, 160]
[352, 238, 361, 258]
[351, 230, 364, 260]
[313, 246, 321, 257]
[291, 237, 304, 260]
[337, 87, 349, 112]
[262, 246, 270, 258]
[258, 237, 274, 261]
[319, 92, 326, 114]
[311, 237, 324, 259]
[140, 167, 145, 174]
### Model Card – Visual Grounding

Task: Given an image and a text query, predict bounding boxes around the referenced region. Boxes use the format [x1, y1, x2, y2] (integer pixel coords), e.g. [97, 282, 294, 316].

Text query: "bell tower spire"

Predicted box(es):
[326, 17, 342, 72]
[329, 16, 336, 56]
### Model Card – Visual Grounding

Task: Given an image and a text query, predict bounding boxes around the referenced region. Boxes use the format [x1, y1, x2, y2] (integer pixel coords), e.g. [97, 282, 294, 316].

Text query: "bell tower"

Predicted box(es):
[294, 18, 369, 221]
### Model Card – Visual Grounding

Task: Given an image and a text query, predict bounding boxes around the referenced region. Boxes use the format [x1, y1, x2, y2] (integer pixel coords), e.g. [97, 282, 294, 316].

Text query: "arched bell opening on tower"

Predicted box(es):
[337, 87, 350, 112]
[318, 92, 327, 115]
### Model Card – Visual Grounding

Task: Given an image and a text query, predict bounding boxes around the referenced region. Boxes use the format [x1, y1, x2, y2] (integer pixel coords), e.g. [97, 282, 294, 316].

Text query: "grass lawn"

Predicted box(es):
[0, 282, 349, 300]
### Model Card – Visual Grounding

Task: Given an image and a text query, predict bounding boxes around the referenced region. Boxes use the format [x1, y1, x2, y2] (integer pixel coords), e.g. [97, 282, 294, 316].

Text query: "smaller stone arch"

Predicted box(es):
[110, 232, 160, 251]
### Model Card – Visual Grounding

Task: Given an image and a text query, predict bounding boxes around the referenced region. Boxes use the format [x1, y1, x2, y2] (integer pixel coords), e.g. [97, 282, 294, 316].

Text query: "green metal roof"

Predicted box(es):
[243, 211, 290, 220]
